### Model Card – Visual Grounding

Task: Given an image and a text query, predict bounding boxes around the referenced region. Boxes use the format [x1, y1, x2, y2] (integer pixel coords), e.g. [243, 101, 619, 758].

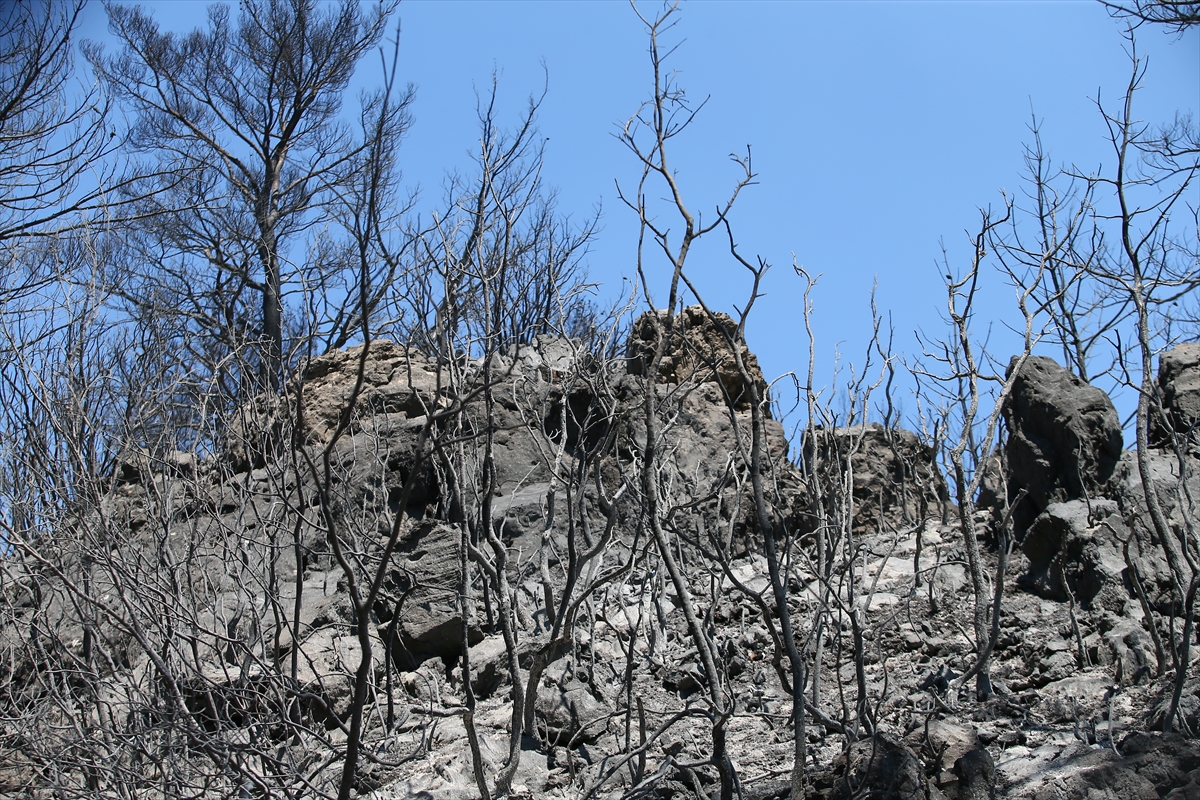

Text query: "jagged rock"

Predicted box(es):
[32, 324, 1200, 800]
[1019, 499, 1129, 612]
[299, 340, 445, 443]
[503, 335, 590, 379]
[1149, 674, 1200, 733]
[222, 342, 446, 472]
[954, 747, 996, 800]
[626, 306, 768, 410]
[0, 746, 35, 795]
[1150, 342, 1200, 448]
[907, 719, 982, 795]
[328, 414, 439, 515]
[615, 372, 798, 557]
[465, 634, 513, 699]
[112, 448, 201, 486]
[291, 628, 386, 726]
[1000, 732, 1200, 799]
[1000, 356, 1123, 533]
[1099, 613, 1157, 685]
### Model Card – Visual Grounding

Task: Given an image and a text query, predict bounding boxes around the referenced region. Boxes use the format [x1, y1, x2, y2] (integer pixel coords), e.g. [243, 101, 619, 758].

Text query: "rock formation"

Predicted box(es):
[626, 306, 769, 411]
[3, 325, 1198, 800]
[999, 355, 1123, 534]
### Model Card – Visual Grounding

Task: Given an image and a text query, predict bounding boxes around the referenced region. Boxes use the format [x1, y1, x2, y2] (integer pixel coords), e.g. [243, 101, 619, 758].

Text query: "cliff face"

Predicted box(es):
[2, 313, 1198, 800]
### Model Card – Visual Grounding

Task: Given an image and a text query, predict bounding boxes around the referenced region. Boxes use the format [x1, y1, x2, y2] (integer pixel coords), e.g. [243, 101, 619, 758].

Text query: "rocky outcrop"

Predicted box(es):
[1001, 732, 1200, 800]
[298, 340, 446, 443]
[534, 657, 609, 745]
[817, 734, 926, 800]
[626, 306, 768, 411]
[1000, 356, 1123, 534]
[386, 521, 483, 665]
[1019, 498, 1129, 613]
[1108, 447, 1197, 612]
[997, 348, 1198, 620]
[11, 325, 1200, 800]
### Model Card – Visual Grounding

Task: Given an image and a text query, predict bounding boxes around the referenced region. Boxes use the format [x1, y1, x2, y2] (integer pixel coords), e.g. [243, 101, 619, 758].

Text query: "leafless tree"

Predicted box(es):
[1102, 0, 1200, 33]
[86, 0, 411, 395]
[1077, 36, 1199, 732]
[0, 0, 134, 248]
[392, 75, 599, 362]
[614, 5, 760, 796]
[913, 202, 1049, 704]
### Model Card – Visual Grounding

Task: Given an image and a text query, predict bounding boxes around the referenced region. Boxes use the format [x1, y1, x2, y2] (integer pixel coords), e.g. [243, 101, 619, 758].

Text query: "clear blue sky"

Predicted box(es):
[80, 1, 1199, 431]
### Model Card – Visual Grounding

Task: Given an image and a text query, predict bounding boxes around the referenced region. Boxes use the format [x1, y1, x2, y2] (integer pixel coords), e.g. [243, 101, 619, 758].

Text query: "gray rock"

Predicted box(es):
[465, 634, 512, 699]
[1019, 499, 1129, 612]
[534, 657, 608, 745]
[801, 423, 946, 535]
[907, 719, 980, 794]
[1150, 342, 1200, 448]
[1000, 732, 1200, 800]
[1099, 614, 1156, 685]
[388, 521, 483, 663]
[828, 734, 926, 800]
[614, 371, 798, 557]
[299, 340, 445, 443]
[1000, 356, 1123, 533]
[953, 747, 995, 800]
[1109, 449, 1196, 613]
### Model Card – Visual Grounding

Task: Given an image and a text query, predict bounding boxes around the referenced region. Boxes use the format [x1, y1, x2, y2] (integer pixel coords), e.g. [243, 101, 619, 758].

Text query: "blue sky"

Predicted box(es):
[80, 1, 1199, 431]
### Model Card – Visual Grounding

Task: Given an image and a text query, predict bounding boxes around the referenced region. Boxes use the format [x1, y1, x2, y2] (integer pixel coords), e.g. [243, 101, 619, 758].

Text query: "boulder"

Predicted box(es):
[626, 306, 768, 411]
[291, 628, 386, 727]
[1000, 356, 1123, 533]
[534, 657, 608, 745]
[1099, 613, 1157, 685]
[221, 341, 445, 472]
[298, 340, 445, 443]
[906, 719, 982, 796]
[504, 335, 589, 379]
[822, 734, 926, 800]
[327, 415, 439, 517]
[999, 732, 1200, 800]
[953, 747, 996, 800]
[1109, 450, 1195, 613]
[620, 374, 798, 556]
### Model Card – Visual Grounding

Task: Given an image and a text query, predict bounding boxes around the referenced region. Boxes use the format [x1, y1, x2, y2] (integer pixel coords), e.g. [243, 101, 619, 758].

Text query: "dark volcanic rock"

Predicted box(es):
[954, 747, 996, 800]
[388, 521, 483, 663]
[1000, 356, 1123, 533]
[1109, 449, 1196, 613]
[1019, 499, 1129, 613]
[299, 340, 444, 443]
[1150, 342, 1200, 448]
[819, 734, 925, 800]
[534, 657, 608, 745]
[1002, 732, 1200, 800]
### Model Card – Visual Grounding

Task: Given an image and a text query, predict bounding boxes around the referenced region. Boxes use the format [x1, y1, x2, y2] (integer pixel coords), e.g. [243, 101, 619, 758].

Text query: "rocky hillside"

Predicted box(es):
[2, 312, 1198, 800]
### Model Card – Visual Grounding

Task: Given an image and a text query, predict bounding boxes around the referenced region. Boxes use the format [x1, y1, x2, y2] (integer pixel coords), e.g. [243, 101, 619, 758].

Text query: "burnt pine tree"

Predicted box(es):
[86, 0, 410, 394]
